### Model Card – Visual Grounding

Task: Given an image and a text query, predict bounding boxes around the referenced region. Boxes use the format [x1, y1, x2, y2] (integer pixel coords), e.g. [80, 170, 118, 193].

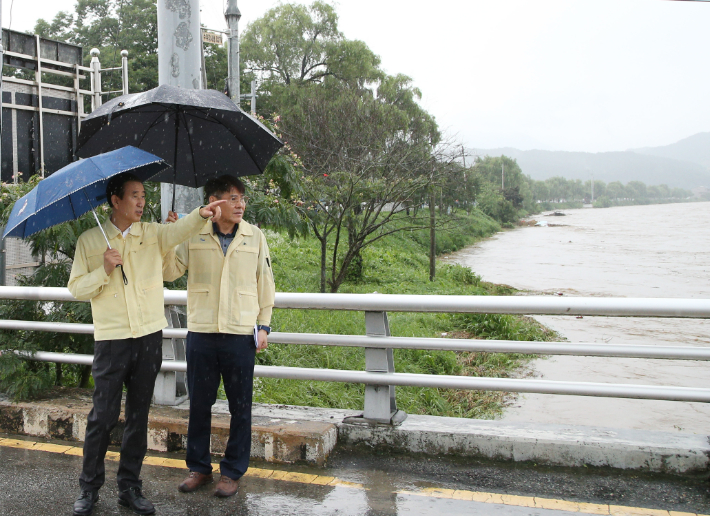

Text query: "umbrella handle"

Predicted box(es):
[85, 192, 128, 285]
[90, 208, 112, 250]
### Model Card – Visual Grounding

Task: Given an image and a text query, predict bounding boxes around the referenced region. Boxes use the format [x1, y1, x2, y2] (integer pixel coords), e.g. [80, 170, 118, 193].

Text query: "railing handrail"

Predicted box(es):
[4, 319, 710, 360]
[1, 286, 709, 318]
[18, 351, 710, 403]
[4, 286, 710, 408]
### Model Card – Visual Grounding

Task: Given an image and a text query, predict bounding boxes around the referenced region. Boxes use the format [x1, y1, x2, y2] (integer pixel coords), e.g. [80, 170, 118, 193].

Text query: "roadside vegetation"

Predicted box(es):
[252, 210, 557, 419]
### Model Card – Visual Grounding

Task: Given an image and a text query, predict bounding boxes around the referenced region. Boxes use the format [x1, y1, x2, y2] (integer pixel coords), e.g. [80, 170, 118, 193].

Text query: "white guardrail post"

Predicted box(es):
[345, 311, 407, 425]
[152, 305, 188, 406]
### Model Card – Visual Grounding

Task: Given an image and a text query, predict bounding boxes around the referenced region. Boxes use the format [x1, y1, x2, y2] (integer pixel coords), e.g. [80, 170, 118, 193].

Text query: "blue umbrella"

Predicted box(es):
[3, 146, 169, 283]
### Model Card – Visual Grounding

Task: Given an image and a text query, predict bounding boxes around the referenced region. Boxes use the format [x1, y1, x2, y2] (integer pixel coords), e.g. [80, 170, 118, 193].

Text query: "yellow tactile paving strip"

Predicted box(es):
[0, 437, 706, 516]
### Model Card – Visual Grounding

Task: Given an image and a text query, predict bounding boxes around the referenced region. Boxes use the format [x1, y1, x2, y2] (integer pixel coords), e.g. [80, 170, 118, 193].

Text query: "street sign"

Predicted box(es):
[202, 31, 222, 45]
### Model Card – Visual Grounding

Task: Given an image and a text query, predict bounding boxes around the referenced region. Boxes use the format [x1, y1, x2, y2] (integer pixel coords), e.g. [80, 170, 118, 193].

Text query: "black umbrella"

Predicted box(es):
[76, 84, 283, 210]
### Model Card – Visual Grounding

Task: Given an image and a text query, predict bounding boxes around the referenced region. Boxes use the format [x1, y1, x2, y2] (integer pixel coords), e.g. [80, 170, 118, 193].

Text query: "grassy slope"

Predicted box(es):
[253, 209, 557, 419]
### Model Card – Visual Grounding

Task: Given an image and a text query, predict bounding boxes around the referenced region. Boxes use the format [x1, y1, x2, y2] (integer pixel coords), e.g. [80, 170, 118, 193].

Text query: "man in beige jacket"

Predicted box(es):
[163, 175, 275, 498]
[68, 172, 225, 516]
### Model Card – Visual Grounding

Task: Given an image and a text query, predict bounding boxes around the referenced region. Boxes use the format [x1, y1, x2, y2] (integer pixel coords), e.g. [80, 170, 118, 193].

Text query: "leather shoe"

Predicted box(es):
[214, 475, 240, 498]
[178, 471, 213, 492]
[73, 490, 99, 516]
[118, 486, 155, 515]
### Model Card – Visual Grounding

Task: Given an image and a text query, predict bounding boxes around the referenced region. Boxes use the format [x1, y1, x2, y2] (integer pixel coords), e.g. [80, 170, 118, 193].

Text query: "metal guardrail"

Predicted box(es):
[4, 286, 710, 318]
[3, 286, 710, 424]
[5, 321, 710, 361]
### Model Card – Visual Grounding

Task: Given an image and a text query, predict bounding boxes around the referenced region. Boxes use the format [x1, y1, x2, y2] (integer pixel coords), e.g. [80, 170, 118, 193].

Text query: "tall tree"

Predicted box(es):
[279, 81, 448, 292]
[35, 0, 159, 95]
[241, 1, 382, 116]
[241, 1, 381, 86]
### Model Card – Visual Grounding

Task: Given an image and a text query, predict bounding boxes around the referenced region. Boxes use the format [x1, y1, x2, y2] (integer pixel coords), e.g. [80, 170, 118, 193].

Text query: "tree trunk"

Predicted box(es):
[320, 236, 327, 293]
[429, 190, 436, 281]
[54, 362, 63, 386]
[79, 365, 92, 388]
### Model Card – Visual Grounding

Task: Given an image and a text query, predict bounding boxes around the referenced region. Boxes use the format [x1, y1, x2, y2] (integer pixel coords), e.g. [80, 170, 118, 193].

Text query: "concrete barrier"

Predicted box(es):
[0, 394, 707, 474]
[0, 393, 337, 467]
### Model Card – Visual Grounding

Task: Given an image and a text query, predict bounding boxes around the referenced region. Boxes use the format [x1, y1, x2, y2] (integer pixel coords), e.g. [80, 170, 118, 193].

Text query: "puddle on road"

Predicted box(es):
[444, 202, 710, 433]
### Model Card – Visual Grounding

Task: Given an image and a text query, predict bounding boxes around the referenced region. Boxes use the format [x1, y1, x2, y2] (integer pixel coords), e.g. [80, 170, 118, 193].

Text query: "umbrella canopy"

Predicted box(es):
[76, 85, 284, 188]
[3, 146, 168, 239]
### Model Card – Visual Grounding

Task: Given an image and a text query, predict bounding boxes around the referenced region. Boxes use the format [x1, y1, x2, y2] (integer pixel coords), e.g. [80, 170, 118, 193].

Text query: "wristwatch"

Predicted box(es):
[257, 325, 271, 335]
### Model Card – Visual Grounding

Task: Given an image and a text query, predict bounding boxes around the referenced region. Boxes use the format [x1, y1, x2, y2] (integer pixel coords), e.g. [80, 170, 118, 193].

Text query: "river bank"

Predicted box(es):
[254, 209, 557, 419]
[444, 202, 710, 434]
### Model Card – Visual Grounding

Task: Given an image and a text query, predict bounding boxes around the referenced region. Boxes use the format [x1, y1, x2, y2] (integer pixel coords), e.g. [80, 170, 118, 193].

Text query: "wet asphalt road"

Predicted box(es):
[1, 436, 709, 515]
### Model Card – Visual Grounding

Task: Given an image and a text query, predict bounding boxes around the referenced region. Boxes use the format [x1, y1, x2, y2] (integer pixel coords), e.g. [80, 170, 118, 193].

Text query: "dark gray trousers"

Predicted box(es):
[79, 330, 163, 492]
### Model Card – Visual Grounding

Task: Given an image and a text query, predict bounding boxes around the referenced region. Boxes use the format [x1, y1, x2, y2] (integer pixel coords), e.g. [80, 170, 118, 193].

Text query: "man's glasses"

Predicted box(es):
[227, 195, 249, 205]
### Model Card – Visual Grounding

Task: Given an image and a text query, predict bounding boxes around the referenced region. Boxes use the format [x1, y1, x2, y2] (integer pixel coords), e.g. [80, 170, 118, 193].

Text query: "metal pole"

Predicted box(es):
[361, 311, 404, 425]
[16, 351, 710, 403]
[74, 64, 83, 134]
[35, 36, 46, 176]
[0, 0, 3, 181]
[225, 0, 241, 104]
[121, 50, 129, 95]
[0, 227, 6, 286]
[0, 285, 709, 319]
[250, 79, 256, 114]
[90, 48, 102, 110]
[157, 0, 201, 88]
[199, 29, 208, 89]
[157, 0, 203, 219]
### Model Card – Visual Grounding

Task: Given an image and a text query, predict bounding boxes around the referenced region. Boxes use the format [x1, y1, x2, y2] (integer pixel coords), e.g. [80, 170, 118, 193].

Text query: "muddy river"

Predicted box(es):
[444, 201, 710, 434]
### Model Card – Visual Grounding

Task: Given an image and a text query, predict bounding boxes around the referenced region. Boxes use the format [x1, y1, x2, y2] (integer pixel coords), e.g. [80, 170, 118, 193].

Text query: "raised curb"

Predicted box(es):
[0, 394, 337, 467]
[339, 415, 710, 474]
[1, 394, 708, 474]
[251, 404, 710, 475]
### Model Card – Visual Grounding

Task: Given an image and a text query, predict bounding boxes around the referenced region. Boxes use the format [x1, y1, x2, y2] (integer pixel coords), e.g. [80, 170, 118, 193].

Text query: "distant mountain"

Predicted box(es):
[472, 138, 710, 190]
[632, 132, 710, 169]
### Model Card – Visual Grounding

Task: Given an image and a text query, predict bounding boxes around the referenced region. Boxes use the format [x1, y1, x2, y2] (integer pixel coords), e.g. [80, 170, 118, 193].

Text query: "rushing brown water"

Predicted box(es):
[444, 202, 710, 434]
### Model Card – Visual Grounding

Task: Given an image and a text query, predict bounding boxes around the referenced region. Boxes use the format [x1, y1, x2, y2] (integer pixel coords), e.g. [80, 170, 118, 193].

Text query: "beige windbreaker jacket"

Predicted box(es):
[68, 208, 207, 341]
[163, 220, 275, 334]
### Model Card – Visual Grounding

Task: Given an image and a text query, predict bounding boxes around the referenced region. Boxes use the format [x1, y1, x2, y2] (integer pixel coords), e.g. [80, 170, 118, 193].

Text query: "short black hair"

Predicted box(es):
[106, 172, 142, 209]
[204, 175, 245, 203]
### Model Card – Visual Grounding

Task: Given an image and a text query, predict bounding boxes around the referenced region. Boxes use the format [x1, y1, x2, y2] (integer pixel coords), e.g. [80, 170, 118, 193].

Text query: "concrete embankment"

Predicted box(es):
[0, 392, 708, 475]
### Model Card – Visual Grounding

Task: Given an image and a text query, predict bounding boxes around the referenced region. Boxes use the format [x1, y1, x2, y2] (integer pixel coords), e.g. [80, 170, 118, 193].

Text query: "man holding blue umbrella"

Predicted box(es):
[68, 172, 226, 516]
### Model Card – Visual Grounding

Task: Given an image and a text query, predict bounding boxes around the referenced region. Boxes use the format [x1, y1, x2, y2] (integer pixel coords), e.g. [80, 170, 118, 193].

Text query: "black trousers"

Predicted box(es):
[79, 330, 163, 492]
[185, 332, 256, 480]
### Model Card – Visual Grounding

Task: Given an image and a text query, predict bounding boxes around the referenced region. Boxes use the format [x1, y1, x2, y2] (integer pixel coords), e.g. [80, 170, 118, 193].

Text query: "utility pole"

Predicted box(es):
[225, 0, 241, 105]
[591, 174, 594, 203]
[157, 0, 202, 89]
[157, 0, 203, 221]
[461, 145, 466, 181]
[0, 0, 3, 182]
[0, 0, 5, 286]
[502, 161, 505, 190]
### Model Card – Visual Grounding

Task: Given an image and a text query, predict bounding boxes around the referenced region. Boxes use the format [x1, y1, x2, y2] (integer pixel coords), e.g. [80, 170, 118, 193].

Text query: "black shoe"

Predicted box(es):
[73, 490, 99, 516]
[118, 486, 155, 515]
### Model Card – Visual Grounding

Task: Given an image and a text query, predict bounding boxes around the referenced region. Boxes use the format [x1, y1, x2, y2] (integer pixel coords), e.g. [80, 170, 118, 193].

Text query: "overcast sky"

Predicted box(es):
[3, 0, 709, 153]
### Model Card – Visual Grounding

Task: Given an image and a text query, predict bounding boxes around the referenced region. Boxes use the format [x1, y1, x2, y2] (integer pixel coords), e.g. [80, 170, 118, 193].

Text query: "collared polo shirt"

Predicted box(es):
[213, 222, 238, 256]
